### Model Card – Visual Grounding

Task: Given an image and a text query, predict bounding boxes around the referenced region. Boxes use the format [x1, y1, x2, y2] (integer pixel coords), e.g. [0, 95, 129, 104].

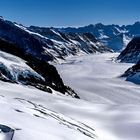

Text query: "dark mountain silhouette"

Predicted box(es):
[118, 37, 140, 63]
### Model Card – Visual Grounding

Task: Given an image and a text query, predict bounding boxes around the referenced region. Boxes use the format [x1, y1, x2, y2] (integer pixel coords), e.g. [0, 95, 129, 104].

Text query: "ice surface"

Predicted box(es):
[1, 53, 140, 140]
[55, 53, 140, 140]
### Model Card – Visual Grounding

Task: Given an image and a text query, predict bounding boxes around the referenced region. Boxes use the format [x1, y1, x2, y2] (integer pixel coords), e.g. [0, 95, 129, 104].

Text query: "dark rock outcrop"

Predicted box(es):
[123, 58, 140, 77]
[28, 26, 113, 55]
[0, 124, 14, 140]
[118, 37, 140, 63]
[121, 59, 140, 84]
[0, 38, 79, 98]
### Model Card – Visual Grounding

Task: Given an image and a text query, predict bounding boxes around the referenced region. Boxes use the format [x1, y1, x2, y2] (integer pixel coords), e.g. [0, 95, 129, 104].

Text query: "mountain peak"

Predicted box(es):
[134, 21, 140, 25]
[0, 16, 4, 20]
[95, 23, 104, 27]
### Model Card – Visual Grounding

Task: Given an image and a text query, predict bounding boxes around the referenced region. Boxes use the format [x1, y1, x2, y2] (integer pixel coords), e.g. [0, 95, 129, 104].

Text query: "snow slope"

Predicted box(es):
[0, 82, 96, 140]
[55, 53, 140, 140]
[1, 53, 140, 140]
[0, 50, 43, 82]
[0, 50, 80, 98]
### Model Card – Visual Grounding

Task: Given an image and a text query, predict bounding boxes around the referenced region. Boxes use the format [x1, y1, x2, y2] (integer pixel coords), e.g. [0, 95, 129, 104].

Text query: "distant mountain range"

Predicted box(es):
[0, 17, 112, 62]
[56, 22, 140, 51]
[26, 21, 140, 52]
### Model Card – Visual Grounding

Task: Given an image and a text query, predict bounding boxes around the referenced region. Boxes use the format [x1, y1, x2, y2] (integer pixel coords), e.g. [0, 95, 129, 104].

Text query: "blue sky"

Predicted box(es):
[0, 0, 140, 27]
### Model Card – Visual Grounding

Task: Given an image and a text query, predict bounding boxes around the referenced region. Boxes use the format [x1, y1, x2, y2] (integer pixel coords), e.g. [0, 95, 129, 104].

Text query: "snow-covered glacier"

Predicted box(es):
[1, 17, 140, 140]
[1, 53, 140, 140]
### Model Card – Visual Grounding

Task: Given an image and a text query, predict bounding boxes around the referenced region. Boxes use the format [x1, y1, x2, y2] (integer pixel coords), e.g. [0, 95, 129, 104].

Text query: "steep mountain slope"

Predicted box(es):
[58, 22, 140, 51]
[118, 37, 140, 63]
[0, 18, 112, 62]
[122, 59, 140, 84]
[0, 38, 79, 98]
[0, 17, 113, 98]
[28, 26, 112, 55]
[0, 18, 55, 61]
[117, 36, 140, 84]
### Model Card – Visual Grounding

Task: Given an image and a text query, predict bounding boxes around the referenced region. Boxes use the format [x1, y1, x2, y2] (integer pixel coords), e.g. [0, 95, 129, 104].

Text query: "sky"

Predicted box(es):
[0, 0, 140, 27]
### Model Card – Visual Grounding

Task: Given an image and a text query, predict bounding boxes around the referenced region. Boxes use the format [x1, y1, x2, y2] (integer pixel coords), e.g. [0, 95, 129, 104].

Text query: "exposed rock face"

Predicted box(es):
[118, 37, 140, 63]
[118, 37, 140, 84]
[0, 124, 14, 140]
[0, 18, 112, 63]
[122, 62, 140, 77]
[0, 18, 54, 61]
[121, 60, 140, 84]
[28, 26, 113, 55]
[0, 38, 79, 98]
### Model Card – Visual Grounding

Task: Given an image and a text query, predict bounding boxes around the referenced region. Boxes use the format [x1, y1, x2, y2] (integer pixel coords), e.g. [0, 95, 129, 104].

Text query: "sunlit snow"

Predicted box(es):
[1, 53, 140, 140]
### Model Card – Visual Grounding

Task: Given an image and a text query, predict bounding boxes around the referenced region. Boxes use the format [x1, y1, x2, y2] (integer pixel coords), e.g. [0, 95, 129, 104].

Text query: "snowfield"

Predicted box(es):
[1, 53, 140, 140]
[56, 53, 140, 104]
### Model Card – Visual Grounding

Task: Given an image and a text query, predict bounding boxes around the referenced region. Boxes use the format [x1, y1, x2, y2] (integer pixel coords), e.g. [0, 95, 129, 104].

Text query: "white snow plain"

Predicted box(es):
[1, 53, 140, 140]
[56, 53, 140, 140]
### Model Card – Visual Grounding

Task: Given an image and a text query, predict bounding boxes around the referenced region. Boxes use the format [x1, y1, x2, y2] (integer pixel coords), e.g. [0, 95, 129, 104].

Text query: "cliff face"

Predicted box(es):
[118, 37, 140, 63]
[0, 32, 79, 98]
[121, 58, 140, 84]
